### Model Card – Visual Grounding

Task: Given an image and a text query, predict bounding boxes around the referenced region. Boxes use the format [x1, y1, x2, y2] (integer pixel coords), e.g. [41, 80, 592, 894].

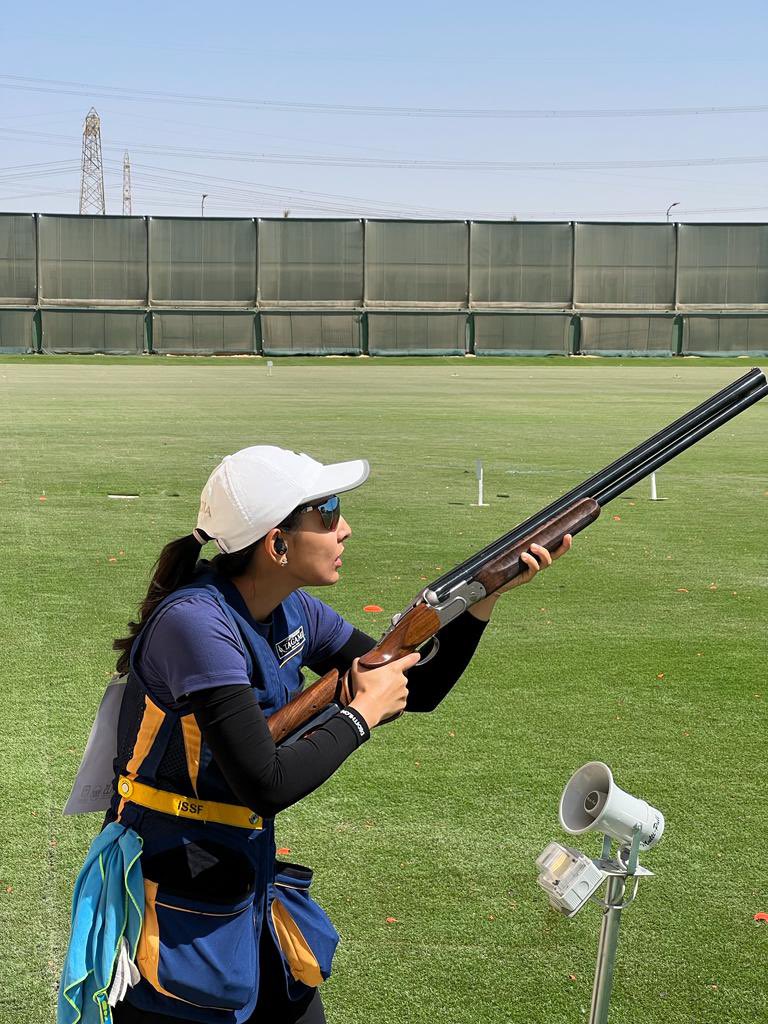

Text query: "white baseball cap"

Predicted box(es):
[195, 445, 370, 553]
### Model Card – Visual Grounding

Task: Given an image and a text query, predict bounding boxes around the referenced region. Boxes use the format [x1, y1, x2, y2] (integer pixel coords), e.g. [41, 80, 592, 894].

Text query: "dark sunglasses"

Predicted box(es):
[297, 494, 341, 531]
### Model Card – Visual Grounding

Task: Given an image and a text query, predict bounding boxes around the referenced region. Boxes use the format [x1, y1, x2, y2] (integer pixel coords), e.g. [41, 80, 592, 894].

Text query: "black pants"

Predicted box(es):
[112, 927, 326, 1024]
[112, 991, 324, 1024]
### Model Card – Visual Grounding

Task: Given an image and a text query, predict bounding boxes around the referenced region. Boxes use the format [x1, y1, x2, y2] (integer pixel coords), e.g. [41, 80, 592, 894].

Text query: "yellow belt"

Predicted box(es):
[117, 776, 263, 831]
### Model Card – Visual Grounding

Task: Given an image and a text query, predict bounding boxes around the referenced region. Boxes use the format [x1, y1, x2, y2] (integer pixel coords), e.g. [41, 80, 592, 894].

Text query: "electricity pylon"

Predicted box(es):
[79, 107, 105, 214]
[122, 151, 132, 215]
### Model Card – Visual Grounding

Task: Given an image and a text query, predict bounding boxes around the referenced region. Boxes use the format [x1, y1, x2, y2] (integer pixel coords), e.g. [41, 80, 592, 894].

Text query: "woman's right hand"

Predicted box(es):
[348, 651, 421, 729]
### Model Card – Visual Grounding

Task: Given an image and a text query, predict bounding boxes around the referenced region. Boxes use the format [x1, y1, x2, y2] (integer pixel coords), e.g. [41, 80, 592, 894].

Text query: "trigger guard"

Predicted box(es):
[415, 636, 439, 666]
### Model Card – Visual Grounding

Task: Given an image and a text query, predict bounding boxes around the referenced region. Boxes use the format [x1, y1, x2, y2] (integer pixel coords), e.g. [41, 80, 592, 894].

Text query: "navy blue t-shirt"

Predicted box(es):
[136, 589, 353, 708]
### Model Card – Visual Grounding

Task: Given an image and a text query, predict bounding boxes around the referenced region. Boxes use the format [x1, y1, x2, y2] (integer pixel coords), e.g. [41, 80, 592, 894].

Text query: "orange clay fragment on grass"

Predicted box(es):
[754, 913, 768, 923]
[612, 515, 621, 521]
[277, 847, 291, 855]
[363, 605, 383, 613]
[385, 917, 398, 924]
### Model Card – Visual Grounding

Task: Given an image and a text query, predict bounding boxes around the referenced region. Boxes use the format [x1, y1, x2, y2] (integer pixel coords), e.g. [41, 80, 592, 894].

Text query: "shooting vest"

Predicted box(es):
[106, 569, 339, 1021]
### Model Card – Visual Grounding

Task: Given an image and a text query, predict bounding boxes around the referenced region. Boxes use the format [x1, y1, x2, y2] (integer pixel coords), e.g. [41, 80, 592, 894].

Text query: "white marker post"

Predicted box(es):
[267, 360, 274, 377]
[649, 472, 666, 501]
[472, 459, 489, 507]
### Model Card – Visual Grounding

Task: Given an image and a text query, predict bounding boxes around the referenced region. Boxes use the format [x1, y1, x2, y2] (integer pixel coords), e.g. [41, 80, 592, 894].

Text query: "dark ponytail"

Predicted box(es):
[113, 506, 304, 675]
[113, 533, 209, 675]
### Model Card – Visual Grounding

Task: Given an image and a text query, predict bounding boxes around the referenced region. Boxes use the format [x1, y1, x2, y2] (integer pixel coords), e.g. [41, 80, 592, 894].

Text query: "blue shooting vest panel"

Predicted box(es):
[107, 569, 338, 1022]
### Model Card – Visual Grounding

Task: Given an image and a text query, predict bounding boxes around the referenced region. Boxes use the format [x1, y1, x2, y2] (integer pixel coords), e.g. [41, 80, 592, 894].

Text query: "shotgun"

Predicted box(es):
[269, 368, 767, 745]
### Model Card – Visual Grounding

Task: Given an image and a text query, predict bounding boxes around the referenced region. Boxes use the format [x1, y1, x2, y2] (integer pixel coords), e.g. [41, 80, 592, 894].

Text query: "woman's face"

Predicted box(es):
[284, 508, 351, 587]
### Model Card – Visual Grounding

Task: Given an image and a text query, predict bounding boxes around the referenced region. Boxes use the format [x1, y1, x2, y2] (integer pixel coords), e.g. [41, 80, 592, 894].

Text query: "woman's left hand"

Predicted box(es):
[468, 534, 573, 621]
[497, 533, 573, 594]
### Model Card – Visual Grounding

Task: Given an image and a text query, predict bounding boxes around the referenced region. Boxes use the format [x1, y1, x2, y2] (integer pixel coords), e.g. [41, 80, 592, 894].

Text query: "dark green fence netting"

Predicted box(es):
[470, 222, 572, 305]
[677, 225, 768, 306]
[474, 313, 572, 355]
[367, 312, 467, 355]
[0, 309, 36, 353]
[0, 215, 37, 304]
[261, 312, 361, 355]
[258, 220, 363, 305]
[149, 219, 256, 306]
[151, 312, 255, 355]
[365, 222, 468, 305]
[579, 316, 676, 356]
[41, 310, 146, 354]
[39, 215, 147, 305]
[682, 315, 768, 356]
[574, 224, 675, 306]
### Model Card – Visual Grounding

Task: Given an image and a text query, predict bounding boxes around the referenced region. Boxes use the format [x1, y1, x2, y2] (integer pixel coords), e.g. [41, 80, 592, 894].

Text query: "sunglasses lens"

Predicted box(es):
[318, 496, 340, 530]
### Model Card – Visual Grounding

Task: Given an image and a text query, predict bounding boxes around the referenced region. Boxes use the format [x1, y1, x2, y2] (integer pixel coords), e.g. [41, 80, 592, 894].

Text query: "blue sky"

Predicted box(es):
[1, 0, 766, 219]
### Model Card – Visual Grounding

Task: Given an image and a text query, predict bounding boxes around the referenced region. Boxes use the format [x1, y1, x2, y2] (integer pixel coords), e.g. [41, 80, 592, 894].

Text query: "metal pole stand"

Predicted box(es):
[588, 829, 653, 1024]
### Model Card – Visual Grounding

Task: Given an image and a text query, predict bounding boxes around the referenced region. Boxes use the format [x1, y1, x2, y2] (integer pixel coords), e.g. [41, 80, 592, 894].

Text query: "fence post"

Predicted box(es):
[34, 308, 43, 353]
[673, 315, 684, 356]
[362, 219, 368, 310]
[145, 310, 154, 354]
[672, 221, 680, 311]
[254, 218, 260, 308]
[34, 213, 41, 308]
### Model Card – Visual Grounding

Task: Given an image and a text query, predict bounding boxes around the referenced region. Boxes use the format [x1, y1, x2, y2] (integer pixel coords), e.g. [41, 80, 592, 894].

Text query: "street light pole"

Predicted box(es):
[201, 193, 209, 217]
[666, 202, 680, 222]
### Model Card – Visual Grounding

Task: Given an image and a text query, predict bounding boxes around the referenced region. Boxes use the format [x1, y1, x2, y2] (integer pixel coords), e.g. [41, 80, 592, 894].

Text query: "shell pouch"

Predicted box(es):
[267, 862, 340, 1002]
[136, 880, 258, 1011]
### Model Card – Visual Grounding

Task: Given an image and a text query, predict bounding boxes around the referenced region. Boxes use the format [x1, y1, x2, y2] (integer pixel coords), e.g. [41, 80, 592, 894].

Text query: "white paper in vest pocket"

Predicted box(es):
[63, 673, 127, 815]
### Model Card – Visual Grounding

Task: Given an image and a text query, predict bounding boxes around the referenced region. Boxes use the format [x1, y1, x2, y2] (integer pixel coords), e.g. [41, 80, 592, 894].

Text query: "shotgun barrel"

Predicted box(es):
[427, 368, 766, 601]
[594, 379, 768, 505]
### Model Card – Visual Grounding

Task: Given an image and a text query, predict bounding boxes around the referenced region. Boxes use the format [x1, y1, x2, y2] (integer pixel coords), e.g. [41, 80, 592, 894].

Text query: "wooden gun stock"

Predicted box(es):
[267, 667, 343, 746]
[267, 498, 599, 745]
[266, 604, 442, 744]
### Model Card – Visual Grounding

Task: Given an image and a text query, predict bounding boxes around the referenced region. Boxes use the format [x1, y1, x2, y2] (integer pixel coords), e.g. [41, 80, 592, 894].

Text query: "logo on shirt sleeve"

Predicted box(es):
[275, 626, 306, 666]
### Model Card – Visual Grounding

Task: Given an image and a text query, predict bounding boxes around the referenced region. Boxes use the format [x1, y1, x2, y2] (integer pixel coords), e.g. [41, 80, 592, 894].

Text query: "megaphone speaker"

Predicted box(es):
[559, 761, 664, 851]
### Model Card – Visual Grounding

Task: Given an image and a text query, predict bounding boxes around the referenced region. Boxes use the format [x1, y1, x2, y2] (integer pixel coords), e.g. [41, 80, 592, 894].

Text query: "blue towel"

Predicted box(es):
[58, 822, 144, 1024]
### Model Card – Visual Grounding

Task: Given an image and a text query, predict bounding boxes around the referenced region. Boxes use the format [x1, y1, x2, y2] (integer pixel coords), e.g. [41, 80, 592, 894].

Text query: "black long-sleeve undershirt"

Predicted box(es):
[189, 610, 488, 819]
[189, 688, 369, 819]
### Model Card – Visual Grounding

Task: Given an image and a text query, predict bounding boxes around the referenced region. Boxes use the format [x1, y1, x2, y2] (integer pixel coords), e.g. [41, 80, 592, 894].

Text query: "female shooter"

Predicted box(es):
[59, 445, 570, 1024]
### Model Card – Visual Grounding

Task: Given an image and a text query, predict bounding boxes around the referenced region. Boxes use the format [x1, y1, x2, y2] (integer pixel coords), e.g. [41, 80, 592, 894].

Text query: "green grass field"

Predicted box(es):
[1, 358, 766, 1024]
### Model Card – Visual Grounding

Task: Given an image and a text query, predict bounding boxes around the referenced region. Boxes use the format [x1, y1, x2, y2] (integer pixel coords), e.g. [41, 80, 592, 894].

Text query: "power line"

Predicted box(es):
[1, 73, 768, 120]
[4, 124, 768, 174]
